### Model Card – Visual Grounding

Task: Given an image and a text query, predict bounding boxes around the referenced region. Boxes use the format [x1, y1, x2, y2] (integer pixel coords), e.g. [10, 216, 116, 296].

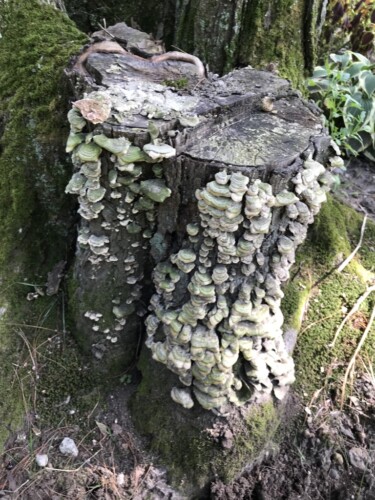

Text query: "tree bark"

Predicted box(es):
[64, 24, 333, 493]
[65, 0, 326, 86]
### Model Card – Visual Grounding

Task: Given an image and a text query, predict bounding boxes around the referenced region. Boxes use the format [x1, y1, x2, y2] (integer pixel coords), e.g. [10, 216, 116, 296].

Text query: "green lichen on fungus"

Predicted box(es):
[0, 0, 87, 448]
[282, 196, 375, 395]
[131, 350, 279, 493]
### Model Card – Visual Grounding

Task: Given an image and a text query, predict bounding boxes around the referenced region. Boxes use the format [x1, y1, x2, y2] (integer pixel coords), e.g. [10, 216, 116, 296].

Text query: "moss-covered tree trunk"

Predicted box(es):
[64, 0, 325, 86]
[0, 0, 87, 447]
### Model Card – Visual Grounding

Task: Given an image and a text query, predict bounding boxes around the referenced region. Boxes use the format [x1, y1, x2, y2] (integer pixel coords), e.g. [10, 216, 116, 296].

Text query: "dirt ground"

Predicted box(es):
[0, 158, 374, 500]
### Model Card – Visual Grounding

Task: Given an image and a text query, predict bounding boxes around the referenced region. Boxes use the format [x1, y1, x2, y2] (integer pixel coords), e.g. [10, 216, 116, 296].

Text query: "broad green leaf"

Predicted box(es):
[350, 52, 371, 66]
[341, 72, 351, 82]
[362, 74, 375, 97]
[313, 67, 327, 78]
[308, 50, 375, 158]
[346, 62, 368, 78]
[357, 131, 373, 150]
[330, 53, 351, 65]
[363, 146, 375, 162]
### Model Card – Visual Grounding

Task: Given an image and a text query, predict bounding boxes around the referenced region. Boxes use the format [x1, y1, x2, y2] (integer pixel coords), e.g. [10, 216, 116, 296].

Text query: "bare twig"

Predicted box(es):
[171, 45, 189, 54]
[44, 448, 102, 473]
[300, 312, 341, 335]
[3, 322, 62, 333]
[340, 304, 375, 408]
[98, 23, 116, 39]
[337, 214, 367, 273]
[329, 284, 375, 348]
[17, 331, 38, 375]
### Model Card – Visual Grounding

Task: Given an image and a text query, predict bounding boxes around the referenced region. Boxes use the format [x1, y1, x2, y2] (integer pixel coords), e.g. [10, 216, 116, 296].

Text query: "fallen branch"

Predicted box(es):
[340, 304, 375, 408]
[45, 448, 102, 473]
[337, 214, 367, 273]
[329, 284, 375, 348]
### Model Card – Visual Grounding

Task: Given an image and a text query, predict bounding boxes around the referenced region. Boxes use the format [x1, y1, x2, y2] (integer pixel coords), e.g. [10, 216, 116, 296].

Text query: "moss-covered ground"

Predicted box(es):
[0, 0, 87, 448]
[131, 350, 279, 495]
[282, 195, 375, 395]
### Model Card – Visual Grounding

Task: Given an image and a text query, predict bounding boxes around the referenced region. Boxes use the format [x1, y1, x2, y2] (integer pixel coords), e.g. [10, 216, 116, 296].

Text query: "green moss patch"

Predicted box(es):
[0, 0, 87, 448]
[131, 350, 279, 494]
[0, 0, 87, 275]
[282, 195, 375, 395]
[238, 0, 306, 88]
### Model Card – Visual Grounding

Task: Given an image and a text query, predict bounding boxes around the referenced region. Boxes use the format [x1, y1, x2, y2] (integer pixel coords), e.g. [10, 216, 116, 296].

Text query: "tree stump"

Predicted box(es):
[66, 23, 335, 493]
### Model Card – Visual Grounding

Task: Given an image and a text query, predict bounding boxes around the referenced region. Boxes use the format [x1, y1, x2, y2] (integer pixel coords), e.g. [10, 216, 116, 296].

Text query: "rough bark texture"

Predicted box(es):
[65, 24, 333, 494]
[65, 0, 326, 86]
[65, 23, 327, 372]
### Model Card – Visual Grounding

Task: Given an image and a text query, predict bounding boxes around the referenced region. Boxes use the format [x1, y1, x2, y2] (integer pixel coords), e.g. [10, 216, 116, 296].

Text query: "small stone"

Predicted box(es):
[348, 447, 369, 471]
[59, 437, 79, 457]
[221, 429, 234, 449]
[15, 432, 27, 444]
[35, 453, 49, 467]
[329, 468, 340, 480]
[333, 452, 344, 465]
[117, 473, 125, 486]
[111, 423, 122, 435]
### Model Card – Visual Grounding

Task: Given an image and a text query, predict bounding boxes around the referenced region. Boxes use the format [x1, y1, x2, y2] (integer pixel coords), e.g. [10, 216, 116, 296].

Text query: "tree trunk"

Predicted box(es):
[64, 24, 333, 493]
[64, 0, 326, 86]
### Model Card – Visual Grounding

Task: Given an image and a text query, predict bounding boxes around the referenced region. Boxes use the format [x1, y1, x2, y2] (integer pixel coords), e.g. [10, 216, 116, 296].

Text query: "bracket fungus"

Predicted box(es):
[65, 31, 335, 411]
[146, 159, 334, 412]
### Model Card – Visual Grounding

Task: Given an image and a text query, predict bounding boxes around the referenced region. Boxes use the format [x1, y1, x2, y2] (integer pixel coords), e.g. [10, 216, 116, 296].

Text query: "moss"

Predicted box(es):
[282, 195, 375, 395]
[303, 0, 324, 73]
[0, 0, 87, 448]
[306, 196, 352, 265]
[238, 0, 307, 88]
[36, 337, 100, 428]
[0, 1, 87, 275]
[131, 349, 279, 495]
[162, 78, 189, 90]
[282, 280, 311, 331]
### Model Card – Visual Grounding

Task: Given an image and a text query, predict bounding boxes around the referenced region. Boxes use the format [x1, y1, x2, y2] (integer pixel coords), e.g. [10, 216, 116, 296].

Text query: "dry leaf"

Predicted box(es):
[73, 97, 111, 124]
[96, 420, 109, 436]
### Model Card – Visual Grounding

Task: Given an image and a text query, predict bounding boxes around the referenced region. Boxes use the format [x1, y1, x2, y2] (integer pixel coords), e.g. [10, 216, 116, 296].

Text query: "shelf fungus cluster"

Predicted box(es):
[65, 91, 181, 356]
[146, 158, 335, 411]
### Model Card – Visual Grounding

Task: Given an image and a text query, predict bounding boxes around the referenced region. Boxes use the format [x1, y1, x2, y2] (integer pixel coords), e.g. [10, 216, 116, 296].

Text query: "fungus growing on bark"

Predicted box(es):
[146, 158, 334, 411]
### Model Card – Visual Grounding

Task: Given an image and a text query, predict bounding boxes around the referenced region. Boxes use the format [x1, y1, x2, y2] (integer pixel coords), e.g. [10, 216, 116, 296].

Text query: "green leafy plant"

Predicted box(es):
[308, 51, 375, 160]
